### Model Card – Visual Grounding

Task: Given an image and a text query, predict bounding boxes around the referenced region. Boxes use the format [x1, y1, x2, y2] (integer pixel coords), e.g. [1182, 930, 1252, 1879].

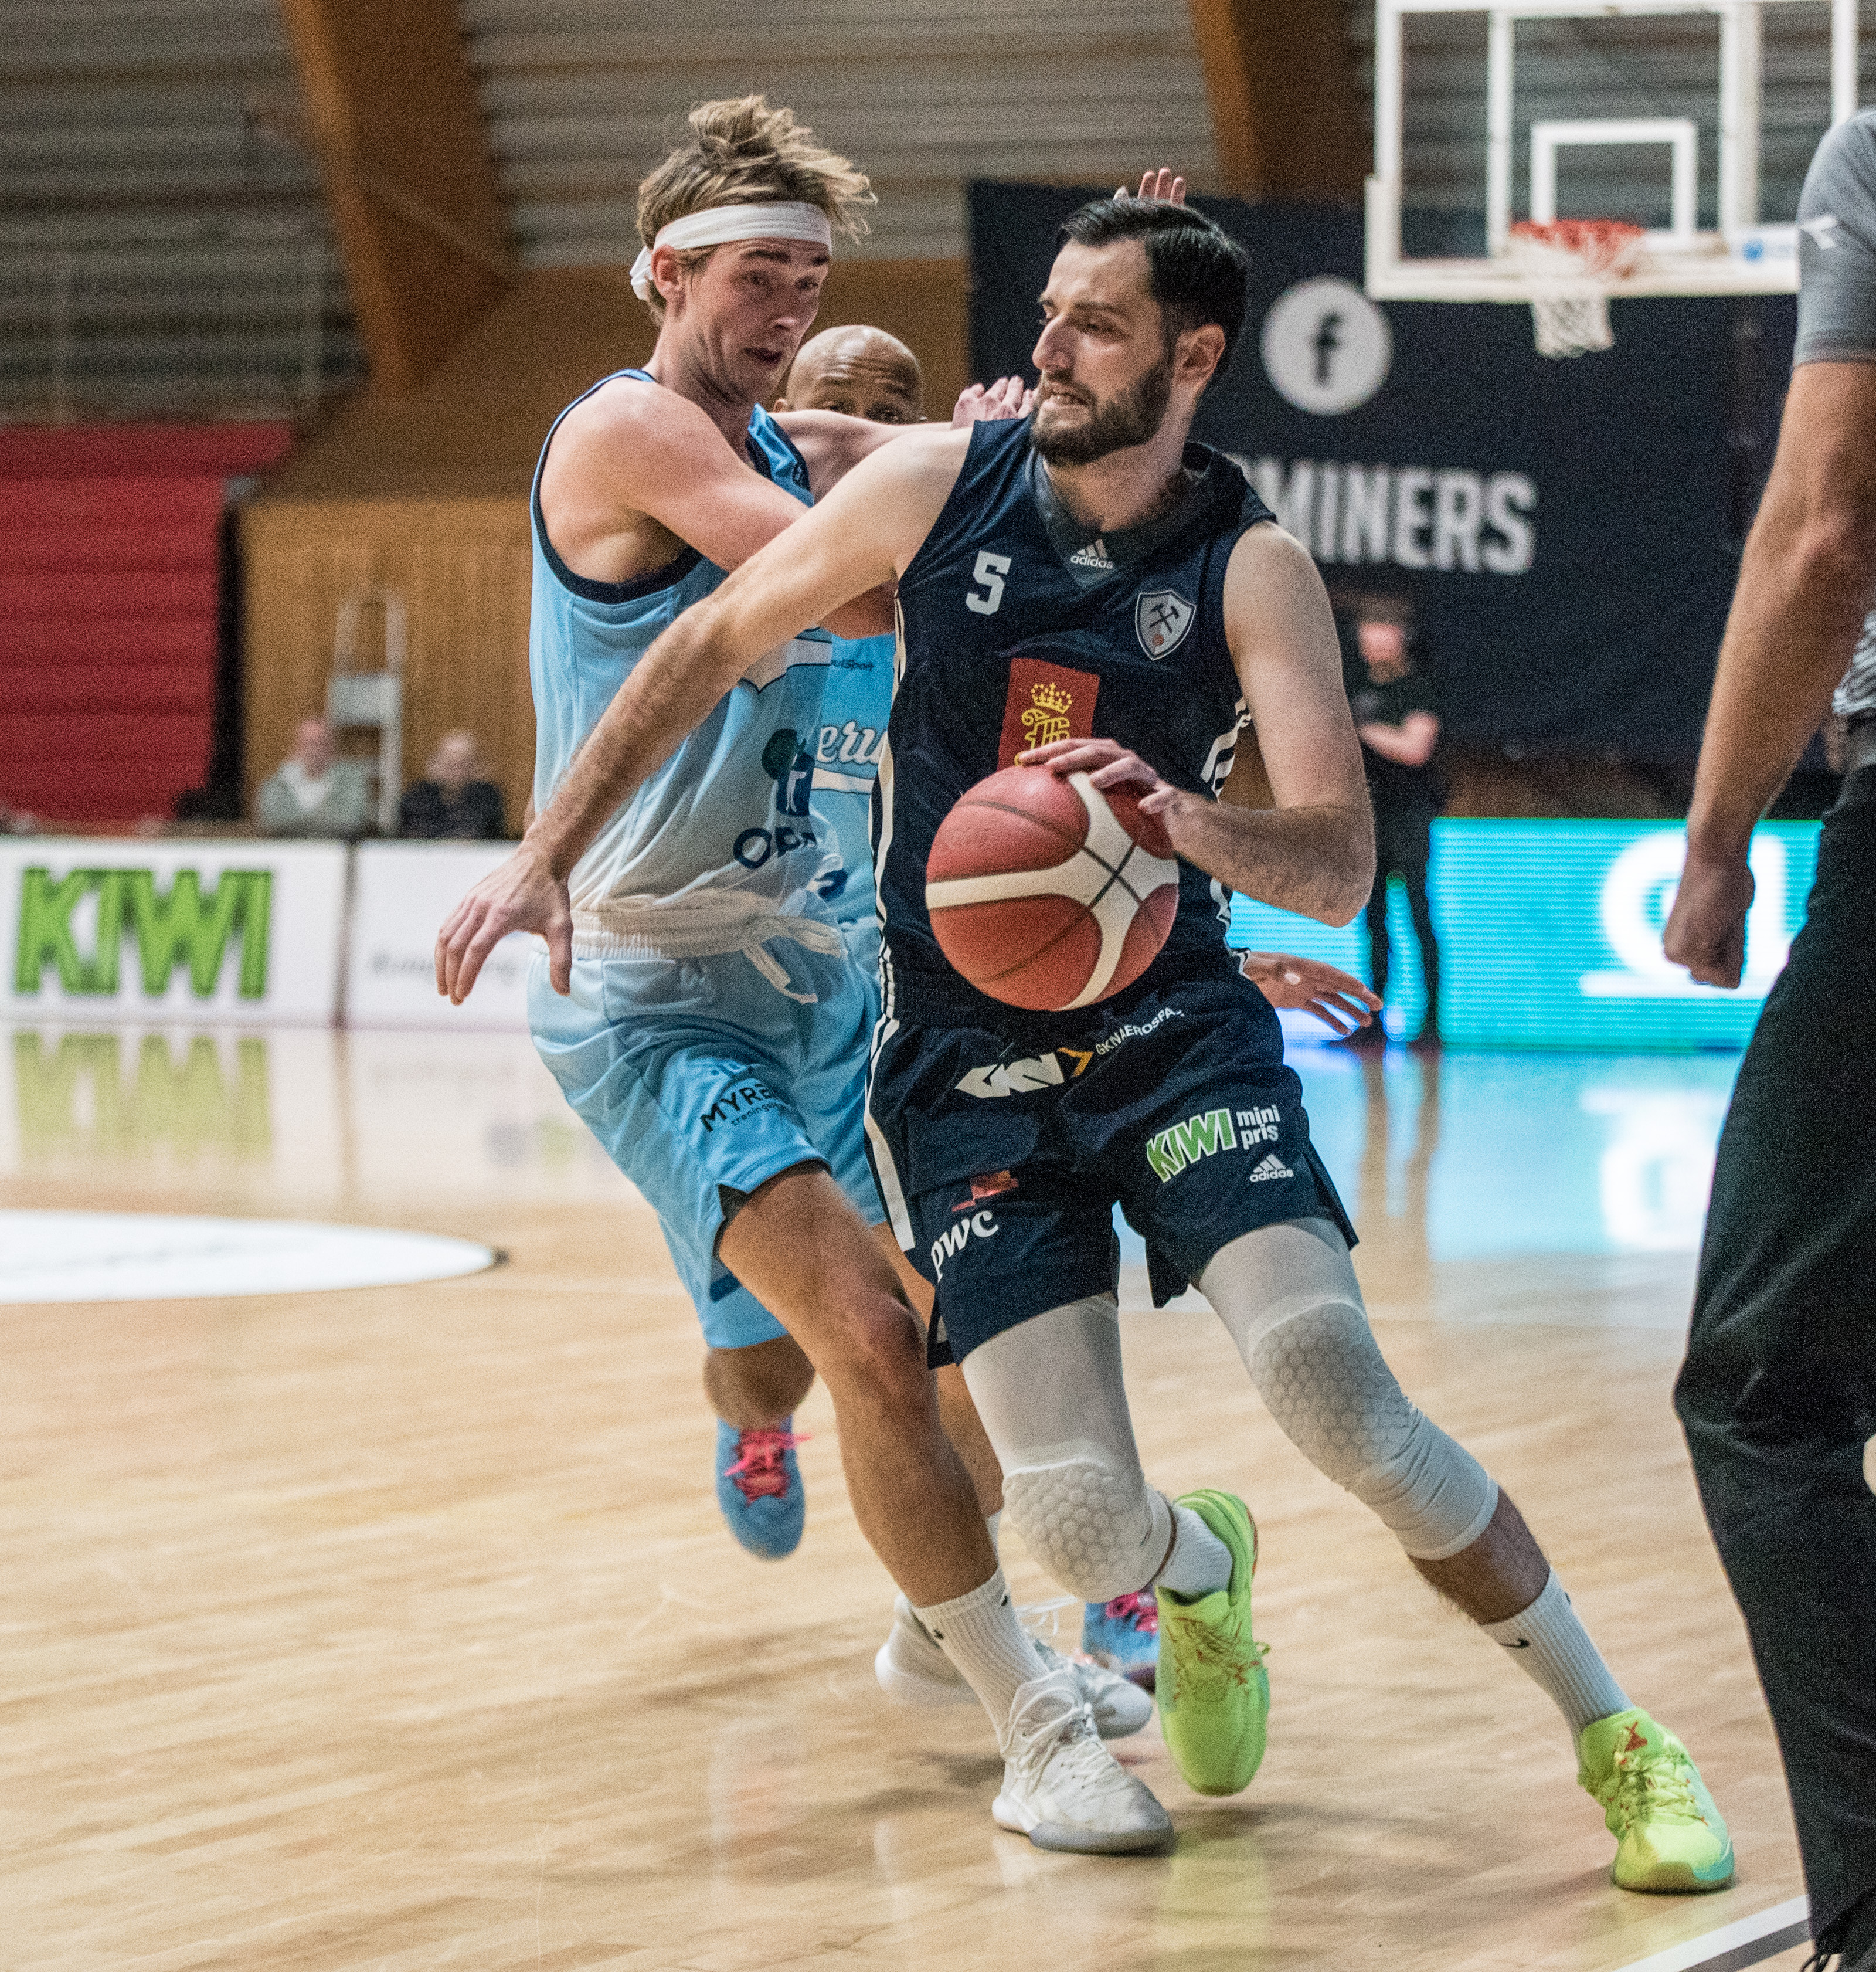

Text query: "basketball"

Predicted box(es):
[924, 765, 1180, 1012]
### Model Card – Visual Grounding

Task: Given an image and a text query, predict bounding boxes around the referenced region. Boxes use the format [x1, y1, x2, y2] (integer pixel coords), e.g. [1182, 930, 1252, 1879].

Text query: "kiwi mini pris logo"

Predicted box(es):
[13, 867, 273, 999]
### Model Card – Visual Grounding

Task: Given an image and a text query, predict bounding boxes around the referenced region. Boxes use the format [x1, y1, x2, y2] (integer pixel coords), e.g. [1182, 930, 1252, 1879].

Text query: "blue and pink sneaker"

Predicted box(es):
[715, 1419, 807, 1559]
[1080, 1592, 1160, 1689]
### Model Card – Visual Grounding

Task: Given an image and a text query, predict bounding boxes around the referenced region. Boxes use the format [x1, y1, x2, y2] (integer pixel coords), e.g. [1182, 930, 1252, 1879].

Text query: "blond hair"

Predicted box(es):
[635, 96, 874, 320]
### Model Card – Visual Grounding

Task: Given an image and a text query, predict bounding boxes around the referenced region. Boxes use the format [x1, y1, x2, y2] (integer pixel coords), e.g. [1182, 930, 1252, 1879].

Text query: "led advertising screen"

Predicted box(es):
[1228, 820, 1820, 1050]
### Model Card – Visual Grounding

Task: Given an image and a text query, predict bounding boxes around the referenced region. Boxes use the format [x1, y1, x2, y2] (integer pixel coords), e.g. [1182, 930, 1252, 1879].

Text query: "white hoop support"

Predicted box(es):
[1505, 219, 1647, 358]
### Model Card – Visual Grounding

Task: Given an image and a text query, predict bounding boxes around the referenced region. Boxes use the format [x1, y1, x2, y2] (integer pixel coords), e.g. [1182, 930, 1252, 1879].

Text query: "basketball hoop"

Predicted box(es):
[1505, 220, 1647, 358]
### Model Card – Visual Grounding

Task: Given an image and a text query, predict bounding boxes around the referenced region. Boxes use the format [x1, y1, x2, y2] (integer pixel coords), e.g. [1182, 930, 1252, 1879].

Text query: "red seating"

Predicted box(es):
[0, 424, 291, 824]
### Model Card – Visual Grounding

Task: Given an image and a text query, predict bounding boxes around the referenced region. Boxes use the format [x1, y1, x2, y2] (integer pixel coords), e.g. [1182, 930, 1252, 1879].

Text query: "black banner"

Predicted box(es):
[968, 184, 1795, 763]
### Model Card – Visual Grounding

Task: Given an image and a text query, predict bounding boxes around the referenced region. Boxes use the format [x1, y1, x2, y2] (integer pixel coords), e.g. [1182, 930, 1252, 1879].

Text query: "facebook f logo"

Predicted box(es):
[1261, 277, 1392, 416]
[1312, 311, 1343, 385]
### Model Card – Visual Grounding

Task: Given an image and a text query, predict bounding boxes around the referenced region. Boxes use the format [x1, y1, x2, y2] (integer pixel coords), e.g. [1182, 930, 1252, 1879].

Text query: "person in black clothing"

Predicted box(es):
[1341, 598, 1442, 1049]
[400, 731, 507, 840]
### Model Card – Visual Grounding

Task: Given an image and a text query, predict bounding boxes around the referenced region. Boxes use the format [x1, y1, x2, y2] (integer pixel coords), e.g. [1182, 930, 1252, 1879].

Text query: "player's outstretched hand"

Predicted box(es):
[1118, 169, 1187, 205]
[1662, 847, 1754, 989]
[435, 841, 573, 1004]
[1239, 951, 1381, 1034]
[954, 376, 1034, 425]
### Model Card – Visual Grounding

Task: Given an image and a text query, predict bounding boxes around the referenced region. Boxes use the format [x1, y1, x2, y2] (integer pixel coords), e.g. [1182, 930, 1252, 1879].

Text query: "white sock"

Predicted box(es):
[1482, 1570, 1630, 1736]
[1154, 1501, 1233, 1600]
[913, 1567, 1050, 1735]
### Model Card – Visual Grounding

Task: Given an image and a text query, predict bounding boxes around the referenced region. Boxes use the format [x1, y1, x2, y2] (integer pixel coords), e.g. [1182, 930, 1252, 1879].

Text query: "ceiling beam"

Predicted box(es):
[1188, 0, 1368, 200]
[277, 0, 512, 396]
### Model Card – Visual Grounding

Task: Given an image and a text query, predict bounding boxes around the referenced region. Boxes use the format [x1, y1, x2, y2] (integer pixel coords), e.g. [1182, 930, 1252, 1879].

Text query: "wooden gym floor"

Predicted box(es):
[0, 1027, 1805, 1971]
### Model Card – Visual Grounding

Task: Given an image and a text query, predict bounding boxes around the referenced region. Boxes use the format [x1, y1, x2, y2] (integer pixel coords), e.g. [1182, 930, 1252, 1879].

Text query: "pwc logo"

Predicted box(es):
[929, 1209, 1000, 1282]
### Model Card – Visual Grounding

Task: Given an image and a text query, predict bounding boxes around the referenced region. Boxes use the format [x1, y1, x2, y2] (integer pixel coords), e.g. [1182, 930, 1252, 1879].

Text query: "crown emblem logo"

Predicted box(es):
[1020, 679, 1075, 746]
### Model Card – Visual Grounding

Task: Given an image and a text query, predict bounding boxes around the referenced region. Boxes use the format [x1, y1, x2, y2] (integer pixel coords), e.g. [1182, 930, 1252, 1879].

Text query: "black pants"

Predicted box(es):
[1365, 796, 1441, 1024]
[1675, 780, 1876, 1970]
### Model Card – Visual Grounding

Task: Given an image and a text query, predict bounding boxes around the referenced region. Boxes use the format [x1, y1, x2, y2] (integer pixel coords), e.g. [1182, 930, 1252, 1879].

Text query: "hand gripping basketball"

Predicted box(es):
[925, 765, 1180, 1012]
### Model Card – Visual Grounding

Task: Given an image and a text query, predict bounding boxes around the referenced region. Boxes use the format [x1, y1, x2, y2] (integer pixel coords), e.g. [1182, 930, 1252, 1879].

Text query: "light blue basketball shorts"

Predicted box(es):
[529, 938, 882, 1351]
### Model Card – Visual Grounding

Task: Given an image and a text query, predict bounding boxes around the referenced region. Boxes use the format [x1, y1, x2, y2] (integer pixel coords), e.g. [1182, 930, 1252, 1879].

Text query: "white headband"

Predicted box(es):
[630, 202, 835, 301]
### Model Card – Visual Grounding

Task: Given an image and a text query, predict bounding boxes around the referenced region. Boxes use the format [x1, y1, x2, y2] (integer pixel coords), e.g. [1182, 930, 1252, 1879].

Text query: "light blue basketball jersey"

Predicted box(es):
[808, 632, 894, 953]
[529, 368, 833, 917]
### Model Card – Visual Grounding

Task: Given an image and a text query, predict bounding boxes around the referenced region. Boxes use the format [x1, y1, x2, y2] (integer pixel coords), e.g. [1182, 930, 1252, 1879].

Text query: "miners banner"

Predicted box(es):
[968, 182, 1796, 763]
[2, 841, 345, 1024]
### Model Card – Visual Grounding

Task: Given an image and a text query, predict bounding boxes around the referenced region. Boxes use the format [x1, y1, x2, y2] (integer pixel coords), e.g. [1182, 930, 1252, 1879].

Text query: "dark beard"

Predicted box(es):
[1029, 355, 1174, 466]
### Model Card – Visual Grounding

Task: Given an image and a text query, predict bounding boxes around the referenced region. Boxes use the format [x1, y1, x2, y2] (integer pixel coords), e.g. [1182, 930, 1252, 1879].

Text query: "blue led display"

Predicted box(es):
[1227, 820, 1820, 1051]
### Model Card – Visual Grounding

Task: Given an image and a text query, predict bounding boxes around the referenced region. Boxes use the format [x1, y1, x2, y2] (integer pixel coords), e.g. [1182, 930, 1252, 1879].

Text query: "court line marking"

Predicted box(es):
[1613, 1896, 1810, 1972]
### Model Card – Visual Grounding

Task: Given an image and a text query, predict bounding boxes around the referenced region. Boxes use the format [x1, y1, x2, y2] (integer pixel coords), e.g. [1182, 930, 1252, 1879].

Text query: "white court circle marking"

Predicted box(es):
[1260, 277, 1392, 415]
[0, 1211, 496, 1305]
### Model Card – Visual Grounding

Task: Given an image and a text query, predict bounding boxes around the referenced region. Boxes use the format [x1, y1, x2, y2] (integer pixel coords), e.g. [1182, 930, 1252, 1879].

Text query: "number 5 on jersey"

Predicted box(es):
[966, 550, 1011, 616]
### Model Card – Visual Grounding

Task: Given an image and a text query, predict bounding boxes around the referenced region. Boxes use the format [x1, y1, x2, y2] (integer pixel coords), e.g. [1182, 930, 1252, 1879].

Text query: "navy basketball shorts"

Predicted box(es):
[865, 970, 1355, 1365]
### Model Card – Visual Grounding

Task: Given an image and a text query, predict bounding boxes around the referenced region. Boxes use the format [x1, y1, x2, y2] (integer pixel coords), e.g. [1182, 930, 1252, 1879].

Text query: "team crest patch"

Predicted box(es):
[1136, 590, 1195, 660]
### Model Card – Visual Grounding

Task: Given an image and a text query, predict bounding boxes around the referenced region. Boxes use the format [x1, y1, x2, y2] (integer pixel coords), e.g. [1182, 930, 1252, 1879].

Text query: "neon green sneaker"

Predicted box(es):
[1576, 1709, 1735, 1893]
[1155, 1489, 1270, 1797]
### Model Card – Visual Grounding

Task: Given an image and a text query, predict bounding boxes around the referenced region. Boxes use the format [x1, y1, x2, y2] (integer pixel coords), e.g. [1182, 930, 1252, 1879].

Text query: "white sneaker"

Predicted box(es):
[992, 1669, 1174, 1854]
[874, 1596, 1153, 1739]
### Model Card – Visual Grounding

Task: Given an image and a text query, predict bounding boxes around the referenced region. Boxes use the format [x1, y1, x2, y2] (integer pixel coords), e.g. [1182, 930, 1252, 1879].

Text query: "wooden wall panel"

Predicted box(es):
[243, 497, 533, 829]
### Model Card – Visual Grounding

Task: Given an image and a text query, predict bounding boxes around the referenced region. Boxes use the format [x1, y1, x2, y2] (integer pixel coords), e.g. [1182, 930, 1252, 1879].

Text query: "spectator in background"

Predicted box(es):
[400, 730, 507, 840]
[257, 718, 373, 839]
[1343, 596, 1443, 1050]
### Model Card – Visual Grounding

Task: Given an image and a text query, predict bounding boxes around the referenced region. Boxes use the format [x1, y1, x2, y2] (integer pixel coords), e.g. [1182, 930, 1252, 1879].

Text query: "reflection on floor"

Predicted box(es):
[3, 1022, 1737, 1281]
[0, 1024, 627, 1211]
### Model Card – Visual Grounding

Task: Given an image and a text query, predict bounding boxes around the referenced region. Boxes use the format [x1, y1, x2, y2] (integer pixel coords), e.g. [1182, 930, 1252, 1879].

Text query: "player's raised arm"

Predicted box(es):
[436, 425, 968, 1003]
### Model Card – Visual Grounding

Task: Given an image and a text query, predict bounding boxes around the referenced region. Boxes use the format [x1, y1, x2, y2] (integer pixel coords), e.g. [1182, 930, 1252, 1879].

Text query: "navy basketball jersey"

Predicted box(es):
[878, 415, 1275, 1024]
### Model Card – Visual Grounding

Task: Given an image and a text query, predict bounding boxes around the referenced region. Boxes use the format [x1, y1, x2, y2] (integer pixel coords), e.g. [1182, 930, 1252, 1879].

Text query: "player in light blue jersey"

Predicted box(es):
[776, 326, 920, 976]
[441, 103, 1191, 1854]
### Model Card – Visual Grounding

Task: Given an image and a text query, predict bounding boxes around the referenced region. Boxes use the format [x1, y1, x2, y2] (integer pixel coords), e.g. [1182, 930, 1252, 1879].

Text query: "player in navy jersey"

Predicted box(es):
[448, 188, 1736, 1880]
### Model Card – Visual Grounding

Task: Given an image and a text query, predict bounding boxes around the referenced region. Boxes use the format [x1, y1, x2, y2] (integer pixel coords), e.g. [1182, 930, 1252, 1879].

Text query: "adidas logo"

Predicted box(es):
[1246, 1153, 1294, 1183]
[1069, 538, 1114, 570]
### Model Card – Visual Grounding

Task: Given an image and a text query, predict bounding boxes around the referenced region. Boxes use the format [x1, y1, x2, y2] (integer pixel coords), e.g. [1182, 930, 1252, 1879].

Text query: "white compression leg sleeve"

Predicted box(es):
[959, 1295, 1177, 1604]
[1198, 1220, 1498, 1562]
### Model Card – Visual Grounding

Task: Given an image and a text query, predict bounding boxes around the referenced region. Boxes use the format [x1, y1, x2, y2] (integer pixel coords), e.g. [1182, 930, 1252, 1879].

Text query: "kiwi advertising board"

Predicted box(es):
[3, 841, 346, 1024]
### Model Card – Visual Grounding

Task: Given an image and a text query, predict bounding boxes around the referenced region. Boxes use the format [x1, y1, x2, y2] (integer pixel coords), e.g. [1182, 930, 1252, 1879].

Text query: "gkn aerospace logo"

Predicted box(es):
[953, 1007, 1185, 1098]
[733, 729, 819, 870]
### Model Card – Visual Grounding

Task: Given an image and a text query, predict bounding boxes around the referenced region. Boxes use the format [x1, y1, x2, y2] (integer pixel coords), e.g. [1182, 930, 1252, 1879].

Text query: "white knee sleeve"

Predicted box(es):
[1250, 1300, 1497, 1561]
[1001, 1440, 1172, 1603]
[961, 1292, 1170, 1602]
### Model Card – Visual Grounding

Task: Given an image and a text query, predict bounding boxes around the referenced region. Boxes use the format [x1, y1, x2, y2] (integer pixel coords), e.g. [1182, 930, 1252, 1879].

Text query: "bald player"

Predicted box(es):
[697, 323, 939, 1564]
[777, 324, 925, 428]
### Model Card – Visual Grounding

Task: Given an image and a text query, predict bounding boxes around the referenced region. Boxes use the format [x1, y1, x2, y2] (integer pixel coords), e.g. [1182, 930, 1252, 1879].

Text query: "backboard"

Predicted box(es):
[1366, 0, 1864, 303]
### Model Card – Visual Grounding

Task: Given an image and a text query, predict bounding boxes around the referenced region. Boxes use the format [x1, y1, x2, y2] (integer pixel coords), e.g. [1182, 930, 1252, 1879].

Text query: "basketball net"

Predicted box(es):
[1505, 220, 1647, 358]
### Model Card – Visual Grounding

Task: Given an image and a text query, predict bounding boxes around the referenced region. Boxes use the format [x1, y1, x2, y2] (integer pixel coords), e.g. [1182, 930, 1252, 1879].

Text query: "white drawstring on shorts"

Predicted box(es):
[572, 889, 844, 1003]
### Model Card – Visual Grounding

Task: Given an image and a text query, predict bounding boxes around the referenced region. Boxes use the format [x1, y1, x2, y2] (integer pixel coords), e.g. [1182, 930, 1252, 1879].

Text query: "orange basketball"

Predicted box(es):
[925, 765, 1180, 1012]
